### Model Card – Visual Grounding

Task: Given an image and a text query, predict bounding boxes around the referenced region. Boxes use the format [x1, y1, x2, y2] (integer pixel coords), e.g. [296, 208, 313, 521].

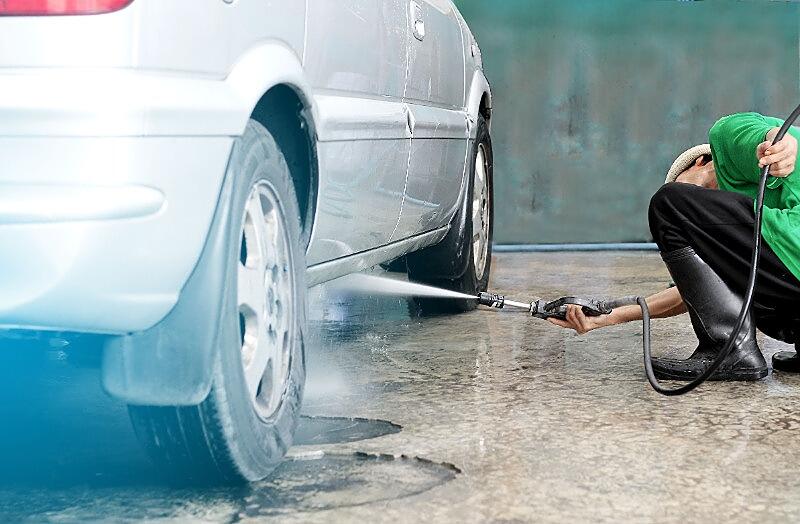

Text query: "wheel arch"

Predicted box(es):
[226, 42, 320, 249]
[249, 85, 318, 248]
[467, 70, 492, 134]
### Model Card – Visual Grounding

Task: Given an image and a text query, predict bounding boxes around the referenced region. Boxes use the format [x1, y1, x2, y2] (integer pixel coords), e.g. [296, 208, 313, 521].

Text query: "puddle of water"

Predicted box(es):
[294, 416, 402, 446]
[0, 453, 460, 522]
[239, 452, 460, 518]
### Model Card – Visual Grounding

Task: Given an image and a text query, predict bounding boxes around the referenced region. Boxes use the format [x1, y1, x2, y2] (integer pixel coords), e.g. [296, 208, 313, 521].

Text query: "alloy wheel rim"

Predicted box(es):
[237, 182, 295, 421]
[472, 144, 491, 280]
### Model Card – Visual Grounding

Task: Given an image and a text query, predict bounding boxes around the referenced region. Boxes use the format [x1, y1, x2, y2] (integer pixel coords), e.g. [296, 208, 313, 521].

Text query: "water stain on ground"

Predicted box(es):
[294, 416, 402, 446]
[0, 453, 460, 522]
[237, 452, 460, 518]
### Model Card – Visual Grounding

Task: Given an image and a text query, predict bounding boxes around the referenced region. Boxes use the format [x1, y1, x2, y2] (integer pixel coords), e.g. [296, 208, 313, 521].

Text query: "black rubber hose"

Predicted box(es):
[640, 102, 800, 396]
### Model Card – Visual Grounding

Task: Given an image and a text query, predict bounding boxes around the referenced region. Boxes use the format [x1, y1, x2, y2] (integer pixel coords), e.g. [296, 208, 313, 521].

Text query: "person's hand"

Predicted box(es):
[758, 127, 798, 177]
[547, 305, 615, 335]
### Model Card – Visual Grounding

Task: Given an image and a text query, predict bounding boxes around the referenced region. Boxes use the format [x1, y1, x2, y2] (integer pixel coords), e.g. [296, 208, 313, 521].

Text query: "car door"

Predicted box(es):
[304, 0, 411, 266]
[391, 0, 468, 242]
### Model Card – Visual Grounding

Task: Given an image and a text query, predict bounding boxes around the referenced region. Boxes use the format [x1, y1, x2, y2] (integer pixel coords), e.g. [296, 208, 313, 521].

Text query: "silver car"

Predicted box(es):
[0, 0, 493, 482]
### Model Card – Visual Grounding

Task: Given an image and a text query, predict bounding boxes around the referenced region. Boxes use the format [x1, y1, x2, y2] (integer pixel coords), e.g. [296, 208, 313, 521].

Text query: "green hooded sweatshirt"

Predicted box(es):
[709, 112, 800, 282]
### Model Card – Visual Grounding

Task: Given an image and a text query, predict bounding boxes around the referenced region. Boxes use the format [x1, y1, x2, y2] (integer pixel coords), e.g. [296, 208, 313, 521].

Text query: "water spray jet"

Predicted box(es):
[330, 274, 476, 301]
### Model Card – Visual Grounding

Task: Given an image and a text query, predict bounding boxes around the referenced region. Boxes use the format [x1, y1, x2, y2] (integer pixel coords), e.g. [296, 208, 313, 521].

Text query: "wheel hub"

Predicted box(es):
[237, 182, 295, 420]
[472, 144, 491, 280]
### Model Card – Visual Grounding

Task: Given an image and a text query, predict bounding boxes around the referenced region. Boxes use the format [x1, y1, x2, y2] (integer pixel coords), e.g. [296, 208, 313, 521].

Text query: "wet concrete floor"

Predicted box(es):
[2, 252, 800, 522]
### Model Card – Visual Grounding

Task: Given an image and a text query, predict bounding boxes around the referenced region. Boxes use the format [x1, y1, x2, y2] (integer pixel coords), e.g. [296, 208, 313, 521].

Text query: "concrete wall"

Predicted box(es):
[455, 0, 799, 244]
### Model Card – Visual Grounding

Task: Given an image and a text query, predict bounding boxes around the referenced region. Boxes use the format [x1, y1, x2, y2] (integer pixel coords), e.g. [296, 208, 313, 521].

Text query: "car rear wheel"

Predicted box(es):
[407, 114, 494, 314]
[128, 120, 306, 484]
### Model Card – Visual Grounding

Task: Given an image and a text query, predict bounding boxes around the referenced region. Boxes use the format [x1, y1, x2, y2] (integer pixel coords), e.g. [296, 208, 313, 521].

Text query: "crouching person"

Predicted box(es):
[550, 112, 800, 381]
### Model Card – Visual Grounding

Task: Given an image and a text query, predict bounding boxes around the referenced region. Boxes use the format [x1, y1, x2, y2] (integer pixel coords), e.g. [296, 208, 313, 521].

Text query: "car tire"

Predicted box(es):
[407, 115, 494, 314]
[128, 120, 306, 484]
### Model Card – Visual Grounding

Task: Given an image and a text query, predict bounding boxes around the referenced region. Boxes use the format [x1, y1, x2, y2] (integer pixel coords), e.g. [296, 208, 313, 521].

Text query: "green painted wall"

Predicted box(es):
[455, 0, 799, 244]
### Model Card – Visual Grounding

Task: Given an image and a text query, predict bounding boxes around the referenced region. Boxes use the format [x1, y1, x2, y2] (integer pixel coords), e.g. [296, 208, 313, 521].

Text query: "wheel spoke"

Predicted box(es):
[269, 335, 288, 404]
[247, 189, 267, 223]
[262, 214, 281, 269]
[237, 262, 265, 313]
[245, 323, 271, 399]
[247, 194, 269, 261]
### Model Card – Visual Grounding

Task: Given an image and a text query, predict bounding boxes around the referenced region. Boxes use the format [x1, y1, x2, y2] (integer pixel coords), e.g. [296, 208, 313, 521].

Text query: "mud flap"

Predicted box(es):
[101, 161, 236, 406]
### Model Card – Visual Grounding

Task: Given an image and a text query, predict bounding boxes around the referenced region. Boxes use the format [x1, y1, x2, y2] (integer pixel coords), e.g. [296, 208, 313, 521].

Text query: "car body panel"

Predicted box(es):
[0, 0, 305, 76]
[404, 0, 465, 108]
[0, 0, 491, 345]
[303, 0, 410, 263]
[0, 69, 243, 136]
[392, 104, 469, 240]
[467, 70, 493, 136]
[395, 0, 469, 240]
[304, 0, 408, 99]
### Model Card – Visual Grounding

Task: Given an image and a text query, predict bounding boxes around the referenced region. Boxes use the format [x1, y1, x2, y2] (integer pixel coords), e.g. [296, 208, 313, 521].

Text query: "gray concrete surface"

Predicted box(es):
[3, 252, 800, 522]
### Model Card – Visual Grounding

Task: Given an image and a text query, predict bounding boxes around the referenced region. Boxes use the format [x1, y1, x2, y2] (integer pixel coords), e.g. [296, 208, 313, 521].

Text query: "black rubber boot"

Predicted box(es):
[651, 247, 768, 381]
[773, 343, 800, 373]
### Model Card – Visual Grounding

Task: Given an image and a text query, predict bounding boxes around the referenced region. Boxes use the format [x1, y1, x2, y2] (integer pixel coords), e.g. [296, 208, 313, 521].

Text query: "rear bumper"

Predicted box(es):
[0, 136, 232, 334]
[0, 69, 239, 334]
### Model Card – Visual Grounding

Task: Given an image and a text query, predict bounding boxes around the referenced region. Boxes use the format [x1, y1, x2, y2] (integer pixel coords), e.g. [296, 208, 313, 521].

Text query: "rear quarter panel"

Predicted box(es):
[0, 0, 305, 76]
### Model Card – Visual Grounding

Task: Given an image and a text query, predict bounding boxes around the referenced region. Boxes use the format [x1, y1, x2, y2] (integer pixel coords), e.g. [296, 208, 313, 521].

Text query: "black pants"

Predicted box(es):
[649, 182, 800, 342]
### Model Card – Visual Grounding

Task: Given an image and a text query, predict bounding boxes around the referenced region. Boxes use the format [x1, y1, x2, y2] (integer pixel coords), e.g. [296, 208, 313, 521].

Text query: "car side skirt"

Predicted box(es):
[306, 227, 449, 288]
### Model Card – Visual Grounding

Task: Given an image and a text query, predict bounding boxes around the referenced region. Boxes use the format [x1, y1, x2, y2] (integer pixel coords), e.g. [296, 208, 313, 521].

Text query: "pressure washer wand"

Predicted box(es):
[476, 292, 531, 311]
[476, 292, 639, 321]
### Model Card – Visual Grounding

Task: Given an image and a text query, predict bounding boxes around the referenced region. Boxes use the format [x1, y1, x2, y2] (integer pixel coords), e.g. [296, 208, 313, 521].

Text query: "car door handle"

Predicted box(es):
[405, 106, 416, 135]
[410, 1, 425, 41]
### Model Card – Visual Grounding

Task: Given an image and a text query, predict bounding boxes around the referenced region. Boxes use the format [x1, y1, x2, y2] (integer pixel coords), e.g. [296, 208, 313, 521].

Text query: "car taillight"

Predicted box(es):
[0, 0, 134, 16]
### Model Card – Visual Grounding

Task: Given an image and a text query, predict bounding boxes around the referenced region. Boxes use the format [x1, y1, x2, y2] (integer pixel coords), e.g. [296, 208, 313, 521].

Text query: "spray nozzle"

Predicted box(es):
[477, 292, 505, 308]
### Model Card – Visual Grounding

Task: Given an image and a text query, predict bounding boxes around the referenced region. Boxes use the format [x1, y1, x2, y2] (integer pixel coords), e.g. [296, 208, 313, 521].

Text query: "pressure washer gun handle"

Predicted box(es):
[533, 296, 615, 320]
[536, 295, 642, 320]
